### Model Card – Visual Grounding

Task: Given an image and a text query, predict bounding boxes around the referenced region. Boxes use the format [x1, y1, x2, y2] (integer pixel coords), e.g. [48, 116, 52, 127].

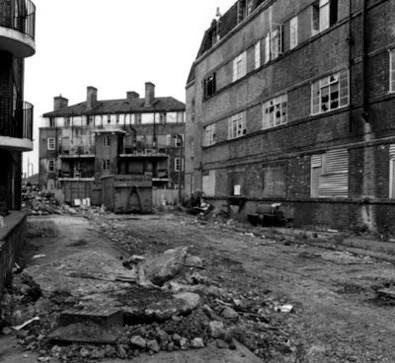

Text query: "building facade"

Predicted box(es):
[0, 0, 35, 213]
[40, 83, 185, 205]
[0, 0, 35, 298]
[186, 0, 395, 233]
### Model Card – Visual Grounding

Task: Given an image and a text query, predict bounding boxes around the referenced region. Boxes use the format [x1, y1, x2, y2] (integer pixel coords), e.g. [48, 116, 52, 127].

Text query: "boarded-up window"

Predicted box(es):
[290, 16, 298, 49]
[202, 170, 216, 197]
[311, 149, 349, 198]
[262, 165, 286, 197]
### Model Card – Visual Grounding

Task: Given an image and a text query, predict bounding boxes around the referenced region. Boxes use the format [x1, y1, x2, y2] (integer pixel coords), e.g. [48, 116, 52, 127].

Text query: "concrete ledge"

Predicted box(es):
[0, 211, 27, 298]
[0, 136, 33, 152]
[0, 26, 35, 57]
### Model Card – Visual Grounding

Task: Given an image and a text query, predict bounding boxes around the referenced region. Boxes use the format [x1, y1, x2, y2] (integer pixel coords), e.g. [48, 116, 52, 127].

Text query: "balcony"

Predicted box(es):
[0, 0, 36, 57]
[0, 98, 33, 151]
[120, 147, 169, 159]
[59, 145, 95, 159]
[58, 170, 95, 182]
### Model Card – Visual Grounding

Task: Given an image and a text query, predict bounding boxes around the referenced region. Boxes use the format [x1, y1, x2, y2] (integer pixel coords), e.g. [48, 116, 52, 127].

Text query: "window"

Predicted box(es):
[290, 16, 298, 49]
[232, 52, 247, 82]
[312, 0, 338, 35]
[204, 73, 216, 99]
[175, 157, 184, 172]
[204, 124, 216, 146]
[116, 114, 120, 124]
[311, 149, 348, 198]
[390, 49, 395, 93]
[160, 113, 167, 123]
[135, 114, 142, 125]
[262, 165, 286, 197]
[264, 26, 283, 63]
[254, 40, 261, 69]
[174, 134, 184, 147]
[228, 112, 247, 140]
[262, 94, 288, 129]
[48, 159, 55, 173]
[311, 70, 349, 115]
[102, 160, 111, 170]
[104, 135, 111, 147]
[47, 138, 55, 150]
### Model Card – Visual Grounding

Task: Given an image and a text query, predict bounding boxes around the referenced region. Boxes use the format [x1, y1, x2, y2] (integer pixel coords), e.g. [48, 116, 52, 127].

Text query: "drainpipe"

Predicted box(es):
[176, 134, 183, 205]
[360, 0, 377, 231]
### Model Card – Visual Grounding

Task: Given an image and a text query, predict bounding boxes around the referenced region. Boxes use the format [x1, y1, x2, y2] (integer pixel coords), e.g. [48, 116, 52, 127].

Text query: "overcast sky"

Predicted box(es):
[23, 0, 236, 175]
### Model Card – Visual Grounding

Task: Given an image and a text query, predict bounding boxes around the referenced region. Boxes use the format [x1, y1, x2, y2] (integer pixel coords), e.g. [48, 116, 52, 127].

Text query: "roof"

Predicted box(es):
[43, 97, 186, 118]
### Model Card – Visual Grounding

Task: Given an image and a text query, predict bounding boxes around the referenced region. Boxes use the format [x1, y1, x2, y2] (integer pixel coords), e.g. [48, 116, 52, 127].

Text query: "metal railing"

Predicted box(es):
[0, 97, 33, 140]
[1, 0, 36, 40]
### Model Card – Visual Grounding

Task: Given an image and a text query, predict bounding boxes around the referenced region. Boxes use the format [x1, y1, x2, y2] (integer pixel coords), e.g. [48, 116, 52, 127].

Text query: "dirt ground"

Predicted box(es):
[2, 211, 395, 362]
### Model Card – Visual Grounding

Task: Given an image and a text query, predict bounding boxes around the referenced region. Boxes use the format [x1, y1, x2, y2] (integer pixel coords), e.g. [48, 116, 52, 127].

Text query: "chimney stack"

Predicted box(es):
[87, 86, 98, 110]
[127, 91, 140, 101]
[54, 95, 68, 111]
[144, 82, 155, 107]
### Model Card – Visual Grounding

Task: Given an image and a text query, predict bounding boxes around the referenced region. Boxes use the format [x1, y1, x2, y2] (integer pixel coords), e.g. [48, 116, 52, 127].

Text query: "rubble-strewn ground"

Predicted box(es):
[2, 209, 395, 362]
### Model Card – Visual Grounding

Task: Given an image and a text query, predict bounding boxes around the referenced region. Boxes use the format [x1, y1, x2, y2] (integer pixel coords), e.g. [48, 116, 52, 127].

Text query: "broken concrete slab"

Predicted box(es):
[49, 321, 121, 344]
[141, 247, 189, 286]
[173, 292, 201, 314]
[58, 308, 123, 330]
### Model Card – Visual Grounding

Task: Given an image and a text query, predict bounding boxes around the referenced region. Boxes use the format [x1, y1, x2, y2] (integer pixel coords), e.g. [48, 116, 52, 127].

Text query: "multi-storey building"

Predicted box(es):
[39, 83, 185, 206]
[0, 0, 35, 296]
[0, 0, 35, 214]
[186, 0, 395, 233]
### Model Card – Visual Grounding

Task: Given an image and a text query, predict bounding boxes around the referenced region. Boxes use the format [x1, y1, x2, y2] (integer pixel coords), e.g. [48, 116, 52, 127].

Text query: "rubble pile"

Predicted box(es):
[0, 246, 298, 362]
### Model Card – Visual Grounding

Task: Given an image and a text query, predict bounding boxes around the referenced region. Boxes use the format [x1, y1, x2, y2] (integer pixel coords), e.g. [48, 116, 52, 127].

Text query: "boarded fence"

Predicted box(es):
[153, 189, 182, 207]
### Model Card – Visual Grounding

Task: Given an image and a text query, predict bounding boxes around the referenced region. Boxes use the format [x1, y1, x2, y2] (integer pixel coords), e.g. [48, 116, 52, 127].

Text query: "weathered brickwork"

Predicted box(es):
[186, 0, 395, 233]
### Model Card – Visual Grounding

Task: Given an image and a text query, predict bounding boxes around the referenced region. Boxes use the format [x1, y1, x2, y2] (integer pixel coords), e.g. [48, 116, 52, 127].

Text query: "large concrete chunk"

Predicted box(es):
[141, 247, 188, 286]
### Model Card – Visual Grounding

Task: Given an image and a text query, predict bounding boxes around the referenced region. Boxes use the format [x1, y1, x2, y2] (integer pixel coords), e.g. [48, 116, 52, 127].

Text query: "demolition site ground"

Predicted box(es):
[1, 209, 395, 362]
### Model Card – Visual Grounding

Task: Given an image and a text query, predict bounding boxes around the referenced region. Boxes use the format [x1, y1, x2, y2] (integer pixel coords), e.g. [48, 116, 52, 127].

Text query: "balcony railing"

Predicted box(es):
[0, 0, 36, 40]
[0, 97, 33, 140]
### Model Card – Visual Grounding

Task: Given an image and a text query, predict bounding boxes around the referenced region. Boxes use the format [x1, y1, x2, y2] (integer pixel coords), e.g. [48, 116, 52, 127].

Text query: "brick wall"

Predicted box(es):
[186, 0, 395, 232]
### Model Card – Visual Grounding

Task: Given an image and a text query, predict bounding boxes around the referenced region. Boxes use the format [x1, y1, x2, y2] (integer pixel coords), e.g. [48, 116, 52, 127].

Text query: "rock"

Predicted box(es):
[179, 337, 188, 350]
[157, 329, 170, 348]
[80, 347, 90, 358]
[216, 339, 228, 349]
[205, 285, 224, 297]
[173, 292, 201, 313]
[1, 327, 13, 335]
[130, 335, 146, 349]
[185, 255, 204, 269]
[172, 333, 181, 343]
[141, 247, 188, 286]
[166, 342, 175, 352]
[191, 337, 205, 349]
[190, 272, 209, 284]
[146, 339, 160, 353]
[209, 321, 225, 339]
[221, 306, 239, 320]
[117, 344, 128, 359]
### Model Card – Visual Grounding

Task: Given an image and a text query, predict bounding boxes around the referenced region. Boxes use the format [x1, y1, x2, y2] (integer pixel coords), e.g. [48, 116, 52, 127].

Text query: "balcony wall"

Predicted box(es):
[0, 0, 36, 57]
[0, 98, 33, 151]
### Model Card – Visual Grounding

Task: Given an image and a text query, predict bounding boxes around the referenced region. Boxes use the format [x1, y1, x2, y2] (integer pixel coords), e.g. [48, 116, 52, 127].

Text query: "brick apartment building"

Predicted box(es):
[0, 0, 35, 295]
[39, 83, 185, 208]
[186, 0, 395, 233]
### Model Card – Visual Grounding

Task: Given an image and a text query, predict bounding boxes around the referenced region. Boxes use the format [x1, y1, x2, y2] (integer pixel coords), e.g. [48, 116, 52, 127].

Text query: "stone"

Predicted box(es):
[141, 247, 188, 286]
[191, 337, 205, 349]
[173, 292, 201, 313]
[179, 337, 188, 350]
[146, 339, 160, 353]
[216, 339, 228, 349]
[221, 306, 239, 320]
[130, 335, 146, 349]
[172, 333, 181, 343]
[1, 327, 13, 335]
[185, 255, 204, 269]
[166, 342, 175, 352]
[209, 321, 225, 339]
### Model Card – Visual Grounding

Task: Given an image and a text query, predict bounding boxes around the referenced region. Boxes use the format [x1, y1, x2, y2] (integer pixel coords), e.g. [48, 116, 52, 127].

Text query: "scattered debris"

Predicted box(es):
[275, 304, 294, 313]
[14, 316, 40, 331]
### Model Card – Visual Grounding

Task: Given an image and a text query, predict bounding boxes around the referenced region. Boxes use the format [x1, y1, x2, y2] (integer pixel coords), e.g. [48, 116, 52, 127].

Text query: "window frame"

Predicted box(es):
[311, 69, 349, 115]
[174, 157, 184, 172]
[47, 137, 56, 151]
[203, 73, 217, 99]
[262, 94, 288, 129]
[204, 123, 216, 146]
[254, 40, 261, 70]
[232, 51, 247, 82]
[228, 112, 247, 140]
[290, 16, 298, 49]
[48, 159, 55, 173]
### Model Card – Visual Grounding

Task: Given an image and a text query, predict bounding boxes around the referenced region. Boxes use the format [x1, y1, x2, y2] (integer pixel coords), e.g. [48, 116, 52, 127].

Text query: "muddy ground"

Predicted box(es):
[2, 211, 395, 362]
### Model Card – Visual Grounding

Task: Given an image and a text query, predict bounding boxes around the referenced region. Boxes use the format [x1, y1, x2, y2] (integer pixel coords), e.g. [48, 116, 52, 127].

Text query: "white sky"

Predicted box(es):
[23, 0, 236, 175]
